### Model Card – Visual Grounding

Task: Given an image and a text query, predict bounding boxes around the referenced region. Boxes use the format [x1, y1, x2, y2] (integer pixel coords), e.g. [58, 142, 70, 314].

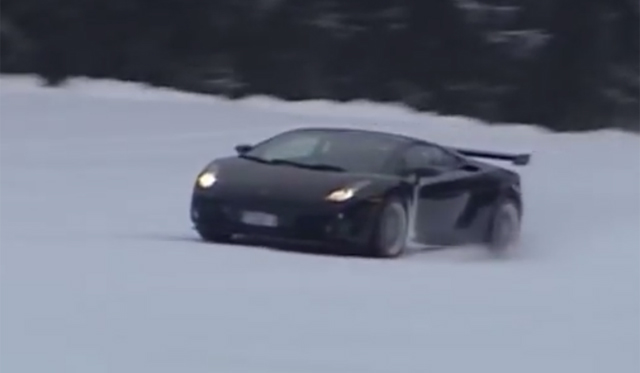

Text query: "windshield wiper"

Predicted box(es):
[240, 154, 345, 172]
[269, 158, 346, 172]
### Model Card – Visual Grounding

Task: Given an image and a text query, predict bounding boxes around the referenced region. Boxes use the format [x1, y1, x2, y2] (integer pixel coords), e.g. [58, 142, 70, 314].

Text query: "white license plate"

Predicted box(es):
[241, 211, 278, 227]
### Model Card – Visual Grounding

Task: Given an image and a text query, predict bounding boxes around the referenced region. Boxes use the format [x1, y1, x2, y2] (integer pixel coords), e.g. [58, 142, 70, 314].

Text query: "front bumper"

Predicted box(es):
[190, 192, 381, 249]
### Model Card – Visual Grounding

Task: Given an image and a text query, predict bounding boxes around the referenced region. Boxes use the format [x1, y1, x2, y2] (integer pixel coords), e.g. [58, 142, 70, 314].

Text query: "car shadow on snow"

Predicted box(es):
[128, 231, 376, 258]
[129, 231, 523, 262]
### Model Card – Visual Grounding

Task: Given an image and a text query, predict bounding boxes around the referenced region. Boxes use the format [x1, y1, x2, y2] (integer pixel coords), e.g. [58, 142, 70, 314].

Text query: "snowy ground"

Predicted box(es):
[1, 76, 639, 373]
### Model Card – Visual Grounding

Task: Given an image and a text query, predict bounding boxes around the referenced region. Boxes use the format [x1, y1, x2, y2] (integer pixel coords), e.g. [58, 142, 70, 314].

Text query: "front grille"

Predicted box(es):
[193, 192, 379, 245]
[194, 194, 337, 241]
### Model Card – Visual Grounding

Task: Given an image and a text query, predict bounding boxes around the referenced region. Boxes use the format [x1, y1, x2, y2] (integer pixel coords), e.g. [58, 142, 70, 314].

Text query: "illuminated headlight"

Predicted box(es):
[197, 171, 217, 188]
[325, 180, 371, 202]
[326, 188, 356, 202]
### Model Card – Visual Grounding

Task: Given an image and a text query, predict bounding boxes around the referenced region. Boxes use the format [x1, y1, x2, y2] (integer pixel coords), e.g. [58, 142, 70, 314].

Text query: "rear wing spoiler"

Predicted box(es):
[454, 148, 531, 166]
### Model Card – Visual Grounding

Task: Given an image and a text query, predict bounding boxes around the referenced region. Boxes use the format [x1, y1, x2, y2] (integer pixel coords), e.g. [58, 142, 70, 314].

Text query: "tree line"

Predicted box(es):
[2, 0, 638, 131]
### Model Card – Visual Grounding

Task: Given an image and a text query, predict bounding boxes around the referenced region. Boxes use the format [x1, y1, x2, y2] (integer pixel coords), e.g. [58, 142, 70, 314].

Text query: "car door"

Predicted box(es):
[399, 144, 482, 246]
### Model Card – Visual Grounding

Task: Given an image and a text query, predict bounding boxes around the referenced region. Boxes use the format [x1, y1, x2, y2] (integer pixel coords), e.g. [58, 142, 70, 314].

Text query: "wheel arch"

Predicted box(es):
[482, 178, 522, 243]
[502, 184, 522, 216]
[381, 181, 414, 209]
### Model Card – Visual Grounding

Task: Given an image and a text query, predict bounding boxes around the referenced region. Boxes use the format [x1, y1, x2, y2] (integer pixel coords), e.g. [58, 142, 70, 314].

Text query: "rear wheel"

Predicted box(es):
[371, 197, 409, 258]
[487, 199, 521, 256]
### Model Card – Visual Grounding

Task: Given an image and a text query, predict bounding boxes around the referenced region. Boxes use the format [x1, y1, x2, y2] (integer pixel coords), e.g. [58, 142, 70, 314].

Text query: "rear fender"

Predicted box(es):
[484, 182, 522, 242]
[504, 185, 523, 222]
[500, 181, 522, 216]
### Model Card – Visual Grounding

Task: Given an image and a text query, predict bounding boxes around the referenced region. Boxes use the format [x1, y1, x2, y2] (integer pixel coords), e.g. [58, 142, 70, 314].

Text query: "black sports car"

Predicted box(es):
[190, 127, 530, 258]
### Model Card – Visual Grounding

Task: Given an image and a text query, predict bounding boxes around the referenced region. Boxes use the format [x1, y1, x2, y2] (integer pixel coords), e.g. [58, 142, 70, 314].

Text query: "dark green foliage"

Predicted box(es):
[1, 0, 638, 131]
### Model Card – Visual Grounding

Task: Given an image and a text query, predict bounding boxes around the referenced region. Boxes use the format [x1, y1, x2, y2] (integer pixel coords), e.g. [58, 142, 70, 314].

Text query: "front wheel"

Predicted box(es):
[196, 226, 232, 244]
[370, 197, 409, 258]
[487, 199, 521, 256]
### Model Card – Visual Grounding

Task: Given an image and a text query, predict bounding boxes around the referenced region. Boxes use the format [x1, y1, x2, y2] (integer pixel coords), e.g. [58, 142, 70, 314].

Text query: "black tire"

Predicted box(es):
[370, 197, 409, 258]
[196, 226, 232, 244]
[487, 199, 521, 256]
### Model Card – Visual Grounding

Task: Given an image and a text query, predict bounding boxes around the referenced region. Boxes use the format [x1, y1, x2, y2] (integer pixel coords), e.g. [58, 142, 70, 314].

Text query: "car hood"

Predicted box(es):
[206, 157, 399, 202]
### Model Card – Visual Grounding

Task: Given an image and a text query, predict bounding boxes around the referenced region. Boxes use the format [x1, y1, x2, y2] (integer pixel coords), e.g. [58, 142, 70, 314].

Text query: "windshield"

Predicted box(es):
[242, 129, 407, 174]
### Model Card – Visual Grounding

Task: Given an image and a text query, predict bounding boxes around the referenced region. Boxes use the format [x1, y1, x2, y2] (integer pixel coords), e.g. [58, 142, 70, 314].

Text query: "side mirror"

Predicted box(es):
[234, 144, 253, 154]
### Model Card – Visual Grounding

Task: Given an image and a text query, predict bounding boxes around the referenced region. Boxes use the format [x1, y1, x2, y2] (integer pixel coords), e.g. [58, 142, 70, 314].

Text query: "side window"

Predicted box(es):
[260, 135, 321, 160]
[401, 144, 460, 170]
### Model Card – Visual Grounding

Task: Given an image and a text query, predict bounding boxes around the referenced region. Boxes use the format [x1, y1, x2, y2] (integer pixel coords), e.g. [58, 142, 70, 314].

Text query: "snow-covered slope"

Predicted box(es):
[1, 76, 639, 373]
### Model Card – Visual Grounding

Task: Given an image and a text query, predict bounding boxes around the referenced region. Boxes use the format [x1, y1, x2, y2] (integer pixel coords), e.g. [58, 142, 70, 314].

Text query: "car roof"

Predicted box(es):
[285, 127, 426, 146]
